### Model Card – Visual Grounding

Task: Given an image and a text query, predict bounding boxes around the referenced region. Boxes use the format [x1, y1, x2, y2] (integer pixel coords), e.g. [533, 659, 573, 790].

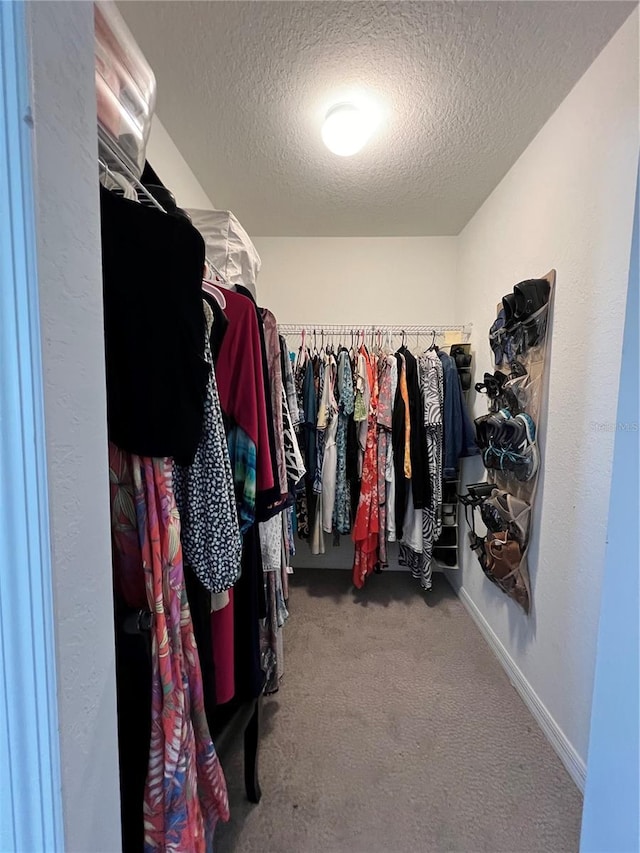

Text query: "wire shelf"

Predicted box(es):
[278, 323, 472, 345]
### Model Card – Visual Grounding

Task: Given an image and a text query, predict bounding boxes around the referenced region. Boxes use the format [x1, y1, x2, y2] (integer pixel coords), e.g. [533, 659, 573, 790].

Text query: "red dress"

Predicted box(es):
[352, 350, 380, 588]
[214, 288, 274, 492]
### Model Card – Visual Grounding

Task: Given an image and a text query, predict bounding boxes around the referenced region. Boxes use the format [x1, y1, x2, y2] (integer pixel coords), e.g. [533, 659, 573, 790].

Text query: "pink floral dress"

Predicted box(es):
[109, 444, 229, 852]
[352, 350, 380, 588]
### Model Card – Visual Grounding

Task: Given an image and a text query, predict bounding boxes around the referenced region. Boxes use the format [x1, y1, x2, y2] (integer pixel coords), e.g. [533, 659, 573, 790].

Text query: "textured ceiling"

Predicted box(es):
[119, 1, 635, 236]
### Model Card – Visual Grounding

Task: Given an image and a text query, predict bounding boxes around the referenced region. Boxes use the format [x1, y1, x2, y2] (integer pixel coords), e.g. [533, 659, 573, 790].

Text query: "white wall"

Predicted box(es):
[254, 236, 459, 325]
[27, 3, 121, 850]
[146, 115, 214, 209]
[450, 11, 639, 784]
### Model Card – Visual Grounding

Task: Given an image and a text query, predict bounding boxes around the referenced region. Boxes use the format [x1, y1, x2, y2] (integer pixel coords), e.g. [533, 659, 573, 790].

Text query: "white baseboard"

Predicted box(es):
[454, 585, 587, 793]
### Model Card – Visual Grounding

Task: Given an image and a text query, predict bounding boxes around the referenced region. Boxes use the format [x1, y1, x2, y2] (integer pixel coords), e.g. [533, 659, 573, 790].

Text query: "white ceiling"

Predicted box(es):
[119, 1, 635, 237]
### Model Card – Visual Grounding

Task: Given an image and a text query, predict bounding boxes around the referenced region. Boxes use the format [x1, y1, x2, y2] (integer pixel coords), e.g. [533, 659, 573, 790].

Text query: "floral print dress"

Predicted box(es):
[109, 444, 229, 853]
[333, 349, 355, 535]
[352, 349, 380, 588]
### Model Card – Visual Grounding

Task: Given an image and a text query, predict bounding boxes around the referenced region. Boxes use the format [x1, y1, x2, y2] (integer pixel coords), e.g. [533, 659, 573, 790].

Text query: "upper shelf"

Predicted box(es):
[95, 0, 156, 179]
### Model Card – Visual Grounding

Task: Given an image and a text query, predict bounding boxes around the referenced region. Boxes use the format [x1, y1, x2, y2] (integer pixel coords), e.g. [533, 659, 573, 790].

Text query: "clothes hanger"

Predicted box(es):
[427, 329, 438, 352]
[296, 328, 307, 369]
[202, 281, 226, 309]
[201, 263, 227, 308]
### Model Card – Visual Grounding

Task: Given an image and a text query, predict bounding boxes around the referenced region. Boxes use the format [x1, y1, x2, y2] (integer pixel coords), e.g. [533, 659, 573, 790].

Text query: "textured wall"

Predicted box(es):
[450, 11, 639, 771]
[146, 115, 214, 209]
[254, 236, 458, 325]
[27, 2, 121, 850]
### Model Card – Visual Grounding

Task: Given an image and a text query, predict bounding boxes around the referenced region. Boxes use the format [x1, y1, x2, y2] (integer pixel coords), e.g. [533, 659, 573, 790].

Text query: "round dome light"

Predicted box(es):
[321, 102, 377, 157]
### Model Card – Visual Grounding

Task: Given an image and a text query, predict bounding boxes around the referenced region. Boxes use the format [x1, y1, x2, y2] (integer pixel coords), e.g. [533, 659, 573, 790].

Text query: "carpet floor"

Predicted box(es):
[215, 569, 582, 853]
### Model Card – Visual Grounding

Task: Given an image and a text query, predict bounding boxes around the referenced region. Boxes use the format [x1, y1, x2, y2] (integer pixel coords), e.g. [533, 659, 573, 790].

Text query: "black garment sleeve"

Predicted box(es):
[402, 349, 430, 509]
[392, 353, 407, 540]
[100, 186, 209, 463]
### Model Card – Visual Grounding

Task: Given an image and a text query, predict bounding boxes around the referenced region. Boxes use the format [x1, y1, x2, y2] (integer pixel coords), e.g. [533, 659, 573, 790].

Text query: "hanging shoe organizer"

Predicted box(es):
[464, 270, 555, 613]
[432, 342, 474, 570]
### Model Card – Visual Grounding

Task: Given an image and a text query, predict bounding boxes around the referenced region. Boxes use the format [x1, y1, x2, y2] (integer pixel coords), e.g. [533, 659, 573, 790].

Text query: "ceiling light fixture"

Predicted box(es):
[321, 102, 379, 157]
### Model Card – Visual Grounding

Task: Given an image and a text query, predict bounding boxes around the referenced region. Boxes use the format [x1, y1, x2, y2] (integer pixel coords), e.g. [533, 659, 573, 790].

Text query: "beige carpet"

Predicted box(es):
[215, 569, 582, 853]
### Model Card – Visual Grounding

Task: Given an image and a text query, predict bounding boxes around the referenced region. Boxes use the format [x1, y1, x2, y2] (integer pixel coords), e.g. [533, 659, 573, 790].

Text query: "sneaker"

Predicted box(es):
[482, 411, 539, 482]
[484, 489, 531, 547]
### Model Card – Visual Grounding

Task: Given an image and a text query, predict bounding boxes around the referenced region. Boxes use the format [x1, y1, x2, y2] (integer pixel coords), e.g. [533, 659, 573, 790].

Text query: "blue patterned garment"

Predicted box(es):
[313, 359, 326, 494]
[226, 424, 257, 533]
[333, 349, 355, 534]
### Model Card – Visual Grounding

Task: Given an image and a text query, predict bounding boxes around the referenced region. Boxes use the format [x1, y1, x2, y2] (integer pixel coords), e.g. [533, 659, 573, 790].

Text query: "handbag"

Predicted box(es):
[484, 530, 522, 581]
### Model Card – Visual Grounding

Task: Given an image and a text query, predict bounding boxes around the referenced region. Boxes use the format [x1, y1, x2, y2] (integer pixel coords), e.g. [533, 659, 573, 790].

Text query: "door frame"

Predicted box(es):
[0, 1, 64, 849]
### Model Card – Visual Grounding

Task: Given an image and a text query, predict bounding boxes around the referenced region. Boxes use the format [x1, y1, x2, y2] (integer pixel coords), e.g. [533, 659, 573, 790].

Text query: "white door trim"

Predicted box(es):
[0, 1, 64, 849]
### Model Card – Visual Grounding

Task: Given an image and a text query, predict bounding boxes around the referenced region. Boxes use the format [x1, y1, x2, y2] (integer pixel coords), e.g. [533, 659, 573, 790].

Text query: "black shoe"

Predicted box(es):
[513, 278, 550, 321]
[502, 292, 518, 330]
[475, 371, 507, 399]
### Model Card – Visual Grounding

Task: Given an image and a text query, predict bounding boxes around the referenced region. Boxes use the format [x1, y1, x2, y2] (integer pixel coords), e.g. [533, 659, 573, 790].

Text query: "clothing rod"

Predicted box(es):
[278, 324, 472, 335]
[99, 155, 167, 213]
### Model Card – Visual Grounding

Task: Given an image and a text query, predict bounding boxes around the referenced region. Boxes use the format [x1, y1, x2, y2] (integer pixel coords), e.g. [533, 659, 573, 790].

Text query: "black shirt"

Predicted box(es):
[100, 185, 209, 464]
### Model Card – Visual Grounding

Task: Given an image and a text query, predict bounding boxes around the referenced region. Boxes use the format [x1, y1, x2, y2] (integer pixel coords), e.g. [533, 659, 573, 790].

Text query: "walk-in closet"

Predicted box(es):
[3, 2, 638, 852]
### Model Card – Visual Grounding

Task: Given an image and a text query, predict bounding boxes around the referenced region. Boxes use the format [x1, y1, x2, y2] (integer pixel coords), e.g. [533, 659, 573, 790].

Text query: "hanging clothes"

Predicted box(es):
[281, 327, 475, 594]
[422, 350, 445, 538]
[100, 186, 210, 465]
[352, 349, 380, 588]
[354, 349, 370, 477]
[411, 351, 446, 589]
[313, 356, 327, 495]
[261, 308, 289, 497]
[377, 355, 393, 567]
[237, 285, 282, 515]
[311, 356, 328, 554]
[392, 352, 411, 539]
[281, 334, 300, 428]
[438, 349, 479, 476]
[215, 288, 275, 502]
[398, 346, 430, 509]
[386, 355, 399, 542]
[321, 354, 339, 533]
[202, 291, 229, 364]
[109, 444, 229, 853]
[333, 348, 355, 535]
[258, 514, 289, 695]
[281, 385, 306, 487]
[173, 301, 242, 594]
